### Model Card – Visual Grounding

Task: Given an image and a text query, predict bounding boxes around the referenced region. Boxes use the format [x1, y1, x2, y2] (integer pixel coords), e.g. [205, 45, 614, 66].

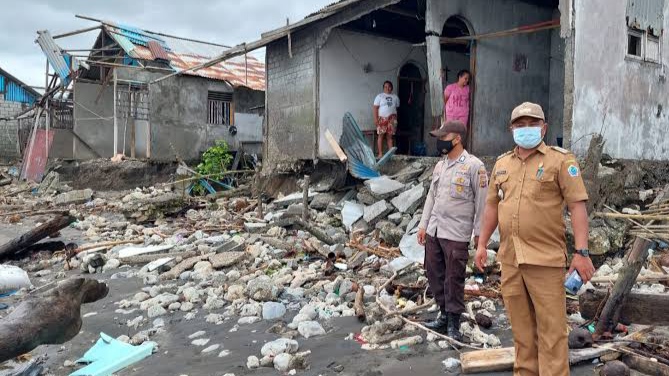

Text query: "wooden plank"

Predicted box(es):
[623, 353, 669, 376]
[0, 215, 76, 260]
[580, 288, 669, 326]
[325, 129, 348, 162]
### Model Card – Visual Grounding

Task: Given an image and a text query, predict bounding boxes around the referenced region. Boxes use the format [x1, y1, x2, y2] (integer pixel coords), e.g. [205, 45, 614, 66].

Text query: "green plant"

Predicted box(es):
[197, 140, 233, 180]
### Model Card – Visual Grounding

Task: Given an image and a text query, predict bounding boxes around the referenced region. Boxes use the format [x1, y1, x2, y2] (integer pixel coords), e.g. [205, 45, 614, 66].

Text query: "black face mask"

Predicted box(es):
[437, 139, 455, 155]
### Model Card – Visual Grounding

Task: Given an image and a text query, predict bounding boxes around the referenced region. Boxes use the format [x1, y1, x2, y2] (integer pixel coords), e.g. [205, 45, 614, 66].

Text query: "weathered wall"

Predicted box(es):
[570, 0, 669, 160]
[317, 28, 431, 159]
[548, 10, 566, 147]
[428, 0, 557, 156]
[0, 95, 26, 158]
[72, 69, 263, 161]
[265, 27, 318, 167]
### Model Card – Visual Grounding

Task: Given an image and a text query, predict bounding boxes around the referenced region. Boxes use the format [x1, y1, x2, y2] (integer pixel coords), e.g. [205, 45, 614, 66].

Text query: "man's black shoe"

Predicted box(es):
[424, 315, 449, 334]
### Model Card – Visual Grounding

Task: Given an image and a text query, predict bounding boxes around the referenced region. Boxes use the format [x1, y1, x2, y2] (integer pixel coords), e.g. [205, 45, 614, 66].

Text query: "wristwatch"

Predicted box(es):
[576, 249, 590, 257]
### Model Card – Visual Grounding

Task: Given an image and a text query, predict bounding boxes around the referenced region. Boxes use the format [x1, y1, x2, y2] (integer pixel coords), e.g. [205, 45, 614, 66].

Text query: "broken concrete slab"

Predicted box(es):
[118, 245, 175, 259]
[213, 238, 245, 253]
[400, 229, 425, 265]
[209, 252, 247, 269]
[54, 189, 93, 206]
[363, 200, 393, 226]
[393, 165, 425, 184]
[391, 184, 425, 214]
[341, 201, 364, 231]
[356, 189, 377, 206]
[310, 193, 337, 211]
[364, 176, 405, 199]
[38, 171, 61, 195]
[244, 223, 268, 234]
[146, 257, 175, 273]
[274, 191, 317, 208]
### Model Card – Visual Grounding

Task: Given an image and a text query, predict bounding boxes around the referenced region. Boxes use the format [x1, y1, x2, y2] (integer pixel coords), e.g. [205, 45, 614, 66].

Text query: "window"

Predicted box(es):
[627, 29, 643, 58]
[207, 91, 234, 125]
[646, 35, 661, 62]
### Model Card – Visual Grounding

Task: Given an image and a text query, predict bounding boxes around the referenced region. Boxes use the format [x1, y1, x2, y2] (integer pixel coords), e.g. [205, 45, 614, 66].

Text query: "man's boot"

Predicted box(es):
[424, 312, 449, 334]
[447, 313, 463, 342]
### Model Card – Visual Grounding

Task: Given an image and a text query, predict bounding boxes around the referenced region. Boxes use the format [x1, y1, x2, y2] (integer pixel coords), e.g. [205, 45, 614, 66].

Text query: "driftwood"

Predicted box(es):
[0, 278, 108, 362]
[122, 251, 197, 266]
[275, 217, 336, 245]
[75, 239, 144, 253]
[595, 237, 654, 337]
[623, 353, 669, 376]
[354, 286, 365, 322]
[0, 215, 76, 260]
[580, 289, 669, 326]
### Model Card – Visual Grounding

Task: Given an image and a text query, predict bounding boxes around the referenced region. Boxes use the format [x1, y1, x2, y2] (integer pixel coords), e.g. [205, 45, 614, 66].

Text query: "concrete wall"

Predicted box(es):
[548, 10, 566, 147]
[317, 28, 431, 159]
[0, 95, 26, 158]
[428, 0, 557, 156]
[570, 0, 669, 160]
[265, 27, 318, 167]
[72, 68, 263, 161]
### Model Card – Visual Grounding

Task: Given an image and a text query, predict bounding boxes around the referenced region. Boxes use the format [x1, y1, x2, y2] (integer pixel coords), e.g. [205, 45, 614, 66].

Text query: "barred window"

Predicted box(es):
[207, 91, 234, 125]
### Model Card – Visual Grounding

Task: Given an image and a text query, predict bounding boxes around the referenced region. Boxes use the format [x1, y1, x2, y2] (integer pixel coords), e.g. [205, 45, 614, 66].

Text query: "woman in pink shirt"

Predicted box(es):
[444, 70, 471, 127]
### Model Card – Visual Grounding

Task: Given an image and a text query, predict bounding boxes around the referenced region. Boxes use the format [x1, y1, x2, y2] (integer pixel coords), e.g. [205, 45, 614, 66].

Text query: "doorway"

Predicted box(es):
[441, 16, 474, 150]
[396, 63, 425, 155]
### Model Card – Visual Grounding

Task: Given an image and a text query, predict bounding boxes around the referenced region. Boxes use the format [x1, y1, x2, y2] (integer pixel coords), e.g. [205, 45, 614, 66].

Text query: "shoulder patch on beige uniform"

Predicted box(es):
[496, 151, 513, 160]
[550, 146, 569, 154]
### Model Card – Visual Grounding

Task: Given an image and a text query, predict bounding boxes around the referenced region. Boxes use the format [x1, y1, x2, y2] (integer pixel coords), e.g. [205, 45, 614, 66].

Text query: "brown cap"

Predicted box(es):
[510, 102, 545, 123]
[430, 120, 467, 140]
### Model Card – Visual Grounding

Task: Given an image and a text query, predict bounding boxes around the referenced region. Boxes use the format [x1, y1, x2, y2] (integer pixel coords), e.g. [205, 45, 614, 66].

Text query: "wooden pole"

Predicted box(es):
[302, 175, 310, 221]
[594, 237, 654, 337]
[0, 215, 76, 260]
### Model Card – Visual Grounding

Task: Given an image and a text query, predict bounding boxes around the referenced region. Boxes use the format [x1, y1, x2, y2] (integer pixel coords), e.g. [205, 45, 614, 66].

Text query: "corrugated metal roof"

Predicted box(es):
[147, 41, 170, 61]
[0, 66, 41, 104]
[102, 24, 265, 91]
[627, 0, 665, 36]
[36, 30, 80, 87]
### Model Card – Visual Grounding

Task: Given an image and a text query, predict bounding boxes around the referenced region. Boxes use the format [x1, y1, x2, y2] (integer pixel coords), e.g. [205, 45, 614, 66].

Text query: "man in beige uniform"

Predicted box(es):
[417, 120, 488, 340]
[475, 102, 595, 376]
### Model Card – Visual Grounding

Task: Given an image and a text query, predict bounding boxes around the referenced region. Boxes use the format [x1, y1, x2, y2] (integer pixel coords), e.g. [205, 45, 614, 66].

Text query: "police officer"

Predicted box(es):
[475, 102, 595, 376]
[417, 120, 488, 340]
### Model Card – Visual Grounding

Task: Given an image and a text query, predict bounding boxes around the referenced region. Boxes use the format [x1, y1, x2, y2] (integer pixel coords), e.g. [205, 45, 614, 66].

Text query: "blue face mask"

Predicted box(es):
[513, 127, 543, 149]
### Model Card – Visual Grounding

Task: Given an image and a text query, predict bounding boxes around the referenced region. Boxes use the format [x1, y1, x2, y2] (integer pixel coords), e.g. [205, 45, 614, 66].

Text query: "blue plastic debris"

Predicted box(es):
[339, 113, 396, 180]
[70, 332, 154, 376]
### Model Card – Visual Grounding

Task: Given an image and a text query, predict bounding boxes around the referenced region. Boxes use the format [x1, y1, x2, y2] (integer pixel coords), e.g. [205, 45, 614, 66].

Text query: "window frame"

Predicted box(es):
[626, 28, 645, 60]
[645, 34, 662, 63]
[207, 90, 234, 126]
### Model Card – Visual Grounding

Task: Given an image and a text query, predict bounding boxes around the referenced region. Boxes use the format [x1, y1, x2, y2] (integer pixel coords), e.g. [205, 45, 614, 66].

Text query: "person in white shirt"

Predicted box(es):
[373, 81, 400, 158]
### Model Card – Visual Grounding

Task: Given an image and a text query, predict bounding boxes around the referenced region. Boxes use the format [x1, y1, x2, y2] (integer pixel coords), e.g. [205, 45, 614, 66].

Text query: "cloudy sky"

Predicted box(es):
[0, 0, 334, 89]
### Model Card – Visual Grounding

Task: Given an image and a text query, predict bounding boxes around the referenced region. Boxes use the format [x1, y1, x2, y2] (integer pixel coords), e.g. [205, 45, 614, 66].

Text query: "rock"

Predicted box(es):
[144, 275, 159, 285]
[168, 302, 181, 311]
[310, 193, 336, 210]
[192, 261, 214, 280]
[224, 284, 246, 301]
[247, 355, 260, 369]
[182, 287, 201, 303]
[391, 184, 425, 214]
[378, 221, 404, 247]
[203, 296, 225, 310]
[341, 201, 364, 231]
[246, 275, 279, 301]
[210, 252, 246, 269]
[475, 312, 493, 329]
[238, 316, 262, 325]
[282, 287, 305, 301]
[262, 302, 287, 320]
[442, 358, 461, 372]
[363, 200, 393, 226]
[260, 355, 274, 367]
[568, 327, 593, 349]
[589, 227, 612, 256]
[261, 338, 299, 357]
[189, 330, 206, 339]
[487, 334, 501, 347]
[481, 300, 496, 312]
[388, 212, 403, 225]
[240, 302, 262, 317]
[356, 190, 377, 206]
[219, 350, 231, 358]
[180, 302, 194, 312]
[273, 353, 293, 372]
[245, 223, 268, 233]
[266, 226, 287, 238]
[202, 344, 220, 354]
[390, 336, 423, 349]
[298, 321, 326, 338]
[639, 189, 655, 202]
[595, 264, 614, 277]
[102, 258, 121, 272]
[600, 360, 630, 376]
[55, 189, 93, 205]
[192, 338, 210, 346]
[365, 176, 405, 199]
[147, 305, 167, 318]
[347, 251, 368, 270]
[274, 191, 317, 208]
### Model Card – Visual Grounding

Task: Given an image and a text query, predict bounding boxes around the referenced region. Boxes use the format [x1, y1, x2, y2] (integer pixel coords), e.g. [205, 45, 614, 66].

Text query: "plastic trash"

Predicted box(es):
[0, 265, 32, 296]
[399, 230, 424, 264]
[70, 332, 154, 376]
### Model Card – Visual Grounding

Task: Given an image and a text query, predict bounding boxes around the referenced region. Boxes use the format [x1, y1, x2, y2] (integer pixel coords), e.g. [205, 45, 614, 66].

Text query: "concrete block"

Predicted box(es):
[363, 200, 392, 226]
[391, 184, 425, 214]
[364, 176, 405, 199]
[54, 189, 93, 205]
[274, 191, 317, 208]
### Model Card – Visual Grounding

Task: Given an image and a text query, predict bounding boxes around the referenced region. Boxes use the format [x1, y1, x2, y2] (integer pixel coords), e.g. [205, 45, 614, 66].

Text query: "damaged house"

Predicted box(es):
[33, 19, 265, 163]
[0, 66, 40, 161]
[195, 0, 664, 171]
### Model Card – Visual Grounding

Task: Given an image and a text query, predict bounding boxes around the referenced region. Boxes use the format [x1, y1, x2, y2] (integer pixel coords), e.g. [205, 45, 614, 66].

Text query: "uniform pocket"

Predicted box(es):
[494, 174, 509, 201]
[449, 175, 472, 199]
[533, 174, 559, 199]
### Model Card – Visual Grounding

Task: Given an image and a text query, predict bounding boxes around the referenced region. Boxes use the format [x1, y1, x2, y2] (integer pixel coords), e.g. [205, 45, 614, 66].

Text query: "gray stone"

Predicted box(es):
[310, 193, 336, 210]
[247, 356, 260, 369]
[297, 321, 326, 338]
[378, 221, 404, 247]
[240, 302, 262, 317]
[387, 212, 403, 225]
[589, 227, 611, 256]
[347, 251, 368, 270]
[54, 189, 93, 205]
[391, 184, 425, 214]
[245, 223, 268, 233]
[168, 302, 181, 311]
[202, 344, 220, 354]
[238, 316, 262, 325]
[339, 279, 354, 296]
[356, 190, 377, 206]
[442, 358, 461, 372]
[273, 353, 292, 372]
[341, 201, 365, 231]
[224, 284, 245, 301]
[363, 200, 393, 226]
[180, 302, 194, 312]
[192, 338, 210, 346]
[102, 258, 121, 272]
[210, 252, 246, 269]
[364, 176, 405, 199]
[247, 275, 279, 301]
[262, 302, 287, 320]
[182, 287, 202, 303]
[147, 305, 167, 318]
[274, 191, 317, 207]
[261, 338, 299, 357]
[394, 165, 425, 184]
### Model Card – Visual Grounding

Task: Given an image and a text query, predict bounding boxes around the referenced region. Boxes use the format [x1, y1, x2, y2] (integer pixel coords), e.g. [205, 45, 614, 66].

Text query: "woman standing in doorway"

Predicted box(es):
[444, 69, 471, 127]
[373, 80, 400, 159]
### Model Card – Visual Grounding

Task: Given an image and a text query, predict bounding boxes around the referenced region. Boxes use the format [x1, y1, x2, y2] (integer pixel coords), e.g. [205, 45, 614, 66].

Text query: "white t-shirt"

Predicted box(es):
[374, 93, 400, 118]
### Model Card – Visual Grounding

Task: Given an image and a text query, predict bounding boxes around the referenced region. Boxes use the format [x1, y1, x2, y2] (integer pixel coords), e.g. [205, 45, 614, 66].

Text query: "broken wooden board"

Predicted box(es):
[580, 289, 669, 326]
[325, 129, 348, 162]
[460, 346, 618, 373]
[623, 353, 669, 376]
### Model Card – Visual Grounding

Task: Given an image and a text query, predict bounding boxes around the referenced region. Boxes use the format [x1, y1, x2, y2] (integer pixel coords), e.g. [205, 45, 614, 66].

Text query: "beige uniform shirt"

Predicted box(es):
[486, 142, 589, 267]
[419, 150, 488, 242]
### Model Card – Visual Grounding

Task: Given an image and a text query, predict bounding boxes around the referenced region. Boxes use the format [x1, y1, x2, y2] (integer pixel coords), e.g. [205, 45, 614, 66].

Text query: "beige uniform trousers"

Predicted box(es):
[501, 263, 569, 376]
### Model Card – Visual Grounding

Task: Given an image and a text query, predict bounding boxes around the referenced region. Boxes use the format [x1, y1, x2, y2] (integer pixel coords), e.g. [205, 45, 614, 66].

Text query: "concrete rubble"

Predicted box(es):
[1, 155, 669, 375]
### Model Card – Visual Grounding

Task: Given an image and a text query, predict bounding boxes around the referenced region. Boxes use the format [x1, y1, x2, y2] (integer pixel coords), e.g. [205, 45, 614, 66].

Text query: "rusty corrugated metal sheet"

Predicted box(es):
[147, 41, 170, 61]
[36, 30, 80, 87]
[627, 0, 665, 36]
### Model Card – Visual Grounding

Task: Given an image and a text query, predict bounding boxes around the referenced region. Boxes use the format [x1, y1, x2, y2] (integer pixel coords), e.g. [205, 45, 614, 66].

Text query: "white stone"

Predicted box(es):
[297, 321, 326, 338]
[262, 302, 287, 320]
[238, 316, 262, 325]
[247, 356, 260, 369]
[218, 350, 231, 358]
[182, 287, 202, 303]
[224, 284, 246, 301]
[240, 302, 262, 317]
[180, 302, 195, 312]
[273, 353, 292, 372]
[442, 358, 461, 372]
[261, 338, 299, 357]
[191, 338, 210, 346]
[189, 331, 206, 339]
[363, 200, 392, 225]
[391, 184, 425, 214]
[202, 344, 220, 353]
[364, 176, 405, 198]
[147, 305, 167, 318]
[102, 258, 121, 271]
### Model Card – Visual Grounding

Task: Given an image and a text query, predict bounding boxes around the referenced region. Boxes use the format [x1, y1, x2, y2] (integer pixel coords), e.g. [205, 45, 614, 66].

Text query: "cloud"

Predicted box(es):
[0, 0, 334, 87]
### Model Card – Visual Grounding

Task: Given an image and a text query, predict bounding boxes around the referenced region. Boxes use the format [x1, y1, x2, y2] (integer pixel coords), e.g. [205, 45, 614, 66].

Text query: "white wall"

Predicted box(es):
[318, 28, 431, 159]
[571, 0, 669, 159]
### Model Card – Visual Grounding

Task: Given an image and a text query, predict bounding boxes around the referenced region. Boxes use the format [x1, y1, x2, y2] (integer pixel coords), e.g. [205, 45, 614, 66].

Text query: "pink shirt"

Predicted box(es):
[444, 83, 470, 126]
